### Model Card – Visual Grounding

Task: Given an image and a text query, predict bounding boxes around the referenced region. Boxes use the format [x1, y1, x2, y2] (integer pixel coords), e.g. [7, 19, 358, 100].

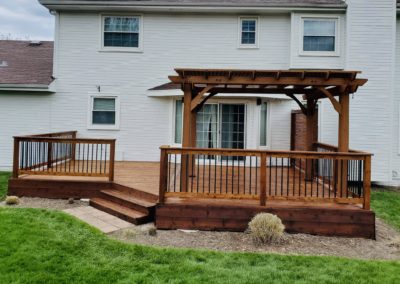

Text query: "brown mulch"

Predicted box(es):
[111, 219, 400, 261]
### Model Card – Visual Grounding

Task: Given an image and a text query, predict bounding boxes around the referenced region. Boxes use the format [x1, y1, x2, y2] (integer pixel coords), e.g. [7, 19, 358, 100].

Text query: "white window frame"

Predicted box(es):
[87, 94, 120, 130]
[100, 14, 143, 52]
[172, 98, 183, 146]
[238, 16, 259, 49]
[299, 16, 340, 57]
[258, 101, 271, 149]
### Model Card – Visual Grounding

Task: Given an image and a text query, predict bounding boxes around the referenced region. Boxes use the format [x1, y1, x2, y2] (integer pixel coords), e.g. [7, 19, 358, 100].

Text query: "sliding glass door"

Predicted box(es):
[196, 103, 245, 151]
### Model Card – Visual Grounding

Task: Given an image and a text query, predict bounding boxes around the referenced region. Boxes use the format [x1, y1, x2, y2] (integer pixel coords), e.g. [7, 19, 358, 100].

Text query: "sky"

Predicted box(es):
[0, 0, 54, 41]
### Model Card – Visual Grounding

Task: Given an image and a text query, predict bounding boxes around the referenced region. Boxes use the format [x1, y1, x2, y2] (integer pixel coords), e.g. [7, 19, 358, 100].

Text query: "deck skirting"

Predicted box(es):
[156, 202, 376, 239]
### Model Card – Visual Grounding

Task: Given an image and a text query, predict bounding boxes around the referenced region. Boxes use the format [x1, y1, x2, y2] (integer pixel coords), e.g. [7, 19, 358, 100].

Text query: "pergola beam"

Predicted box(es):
[169, 75, 367, 88]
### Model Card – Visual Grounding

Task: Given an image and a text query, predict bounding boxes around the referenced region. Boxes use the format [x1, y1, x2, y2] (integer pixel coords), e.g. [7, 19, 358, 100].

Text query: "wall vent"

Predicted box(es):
[0, 60, 8, 67]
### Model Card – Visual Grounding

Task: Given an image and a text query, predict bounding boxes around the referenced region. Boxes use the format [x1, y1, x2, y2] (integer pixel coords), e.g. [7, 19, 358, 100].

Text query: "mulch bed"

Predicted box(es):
[112, 219, 400, 260]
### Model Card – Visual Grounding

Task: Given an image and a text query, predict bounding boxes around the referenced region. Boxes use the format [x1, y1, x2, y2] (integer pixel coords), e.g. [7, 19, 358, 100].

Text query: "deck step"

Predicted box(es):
[90, 197, 149, 225]
[99, 189, 156, 214]
[112, 183, 158, 202]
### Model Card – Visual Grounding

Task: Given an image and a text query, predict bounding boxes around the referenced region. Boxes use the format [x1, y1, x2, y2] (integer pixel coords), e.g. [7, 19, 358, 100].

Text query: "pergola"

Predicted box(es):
[169, 68, 368, 154]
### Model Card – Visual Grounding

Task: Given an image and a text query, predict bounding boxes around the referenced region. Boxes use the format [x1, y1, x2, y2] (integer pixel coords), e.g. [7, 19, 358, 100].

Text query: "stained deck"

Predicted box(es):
[18, 161, 358, 206]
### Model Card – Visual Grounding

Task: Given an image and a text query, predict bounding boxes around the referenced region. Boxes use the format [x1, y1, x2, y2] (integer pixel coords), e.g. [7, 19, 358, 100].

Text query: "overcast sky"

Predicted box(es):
[0, 0, 54, 41]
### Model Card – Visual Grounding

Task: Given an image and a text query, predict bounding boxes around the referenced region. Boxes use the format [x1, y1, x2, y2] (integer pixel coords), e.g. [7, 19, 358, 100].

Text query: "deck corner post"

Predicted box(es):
[159, 147, 169, 204]
[363, 155, 371, 210]
[260, 153, 267, 206]
[12, 137, 20, 179]
[108, 140, 116, 182]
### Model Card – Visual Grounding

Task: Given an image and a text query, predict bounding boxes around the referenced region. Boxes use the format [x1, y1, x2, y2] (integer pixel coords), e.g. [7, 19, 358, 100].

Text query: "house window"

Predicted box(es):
[174, 100, 183, 144]
[302, 18, 337, 53]
[102, 16, 141, 49]
[89, 96, 119, 129]
[239, 17, 258, 47]
[259, 102, 268, 147]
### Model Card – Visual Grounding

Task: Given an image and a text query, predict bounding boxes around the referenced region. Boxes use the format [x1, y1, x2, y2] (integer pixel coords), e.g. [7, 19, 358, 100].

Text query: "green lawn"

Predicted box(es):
[0, 176, 399, 283]
[0, 171, 11, 200]
[0, 208, 399, 284]
[371, 189, 400, 231]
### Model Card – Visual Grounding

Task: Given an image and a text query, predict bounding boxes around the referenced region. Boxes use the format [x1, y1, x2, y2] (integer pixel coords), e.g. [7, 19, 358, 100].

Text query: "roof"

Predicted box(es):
[39, 0, 347, 9]
[0, 41, 54, 87]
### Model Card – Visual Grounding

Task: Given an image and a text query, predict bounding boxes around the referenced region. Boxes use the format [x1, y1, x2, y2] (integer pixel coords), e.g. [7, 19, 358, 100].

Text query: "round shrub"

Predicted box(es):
[248, 213, 285, 244]
[5, 196, 20, 205]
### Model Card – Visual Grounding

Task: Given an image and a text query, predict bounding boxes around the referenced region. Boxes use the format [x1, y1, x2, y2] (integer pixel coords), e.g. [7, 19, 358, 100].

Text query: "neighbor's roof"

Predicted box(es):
[39, 0, 347, 9]
[0, 41, 54, 86]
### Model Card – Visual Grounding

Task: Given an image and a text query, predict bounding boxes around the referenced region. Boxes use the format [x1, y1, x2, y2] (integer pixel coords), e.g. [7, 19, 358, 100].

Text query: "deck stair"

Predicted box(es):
[89, 184, 157, 225]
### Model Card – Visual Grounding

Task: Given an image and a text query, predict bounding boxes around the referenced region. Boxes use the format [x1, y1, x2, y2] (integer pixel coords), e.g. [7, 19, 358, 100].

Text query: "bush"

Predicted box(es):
[248, 213, 285, 244]
[148, 225, 157, 236]
[5, 196, 20, 205]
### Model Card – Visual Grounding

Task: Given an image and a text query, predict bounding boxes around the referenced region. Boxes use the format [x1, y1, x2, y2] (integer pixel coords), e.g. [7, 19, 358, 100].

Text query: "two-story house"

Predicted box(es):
[0, 0, 398, 186]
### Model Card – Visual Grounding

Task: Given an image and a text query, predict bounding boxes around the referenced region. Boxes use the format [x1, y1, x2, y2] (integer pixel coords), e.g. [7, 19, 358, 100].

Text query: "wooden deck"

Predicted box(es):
[9, 161, 375, 238]
[17, 161, 160, 196]
[18, 161, 341, 201]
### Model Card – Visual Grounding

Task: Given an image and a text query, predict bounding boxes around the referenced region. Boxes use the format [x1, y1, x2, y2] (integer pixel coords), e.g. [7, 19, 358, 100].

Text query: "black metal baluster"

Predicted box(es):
[269, 157, 272, 197]
[280, 157, 284, 196]
[249, 157, 252, 195]
[298, 158, 302, 197]
[174, 154, 177, 192]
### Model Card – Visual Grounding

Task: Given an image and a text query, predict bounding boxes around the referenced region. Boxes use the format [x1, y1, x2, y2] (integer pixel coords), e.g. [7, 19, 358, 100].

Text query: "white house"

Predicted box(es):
[0, 0, 399, 185]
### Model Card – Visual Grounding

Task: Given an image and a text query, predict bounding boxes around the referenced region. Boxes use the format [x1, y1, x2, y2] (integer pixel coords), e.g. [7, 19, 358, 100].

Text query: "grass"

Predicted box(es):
[0, 208, 399, 284]
[0, 171, 11, 200]
[371, 188, 400, 231]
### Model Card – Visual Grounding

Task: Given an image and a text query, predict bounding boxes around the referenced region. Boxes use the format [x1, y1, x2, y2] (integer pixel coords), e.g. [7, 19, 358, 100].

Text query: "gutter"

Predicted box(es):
[39, 1, 347, 13]
[0, 84, 54, 93]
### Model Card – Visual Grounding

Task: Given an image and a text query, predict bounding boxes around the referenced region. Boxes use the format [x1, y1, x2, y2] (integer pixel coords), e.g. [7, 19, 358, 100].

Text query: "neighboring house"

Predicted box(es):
[0, 40, 54, 162]
[0, 0, 398, 185]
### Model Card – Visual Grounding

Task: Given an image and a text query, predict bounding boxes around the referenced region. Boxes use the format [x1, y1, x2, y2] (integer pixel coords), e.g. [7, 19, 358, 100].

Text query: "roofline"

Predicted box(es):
[0, 84, 53, 92]
[39, 1, 347, 13]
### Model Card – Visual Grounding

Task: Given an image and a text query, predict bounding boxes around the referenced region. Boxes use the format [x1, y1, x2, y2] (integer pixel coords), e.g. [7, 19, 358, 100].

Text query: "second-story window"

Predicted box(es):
[302, 18, 338, 54]
[103, 16, 141, 50]
[239, 17, 258, 48]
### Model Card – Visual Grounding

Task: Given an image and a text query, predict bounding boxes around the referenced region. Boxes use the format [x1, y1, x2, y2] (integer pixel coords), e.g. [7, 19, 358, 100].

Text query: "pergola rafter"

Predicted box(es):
[168, 68, 368, 194]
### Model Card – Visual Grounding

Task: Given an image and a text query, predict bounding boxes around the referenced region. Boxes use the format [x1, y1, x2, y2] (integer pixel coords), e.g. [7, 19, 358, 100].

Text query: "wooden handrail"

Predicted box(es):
[14, 137, 116, 144]
[314, 142, 372, 155]
[18, 130, 78, 138]
[158, 146, 372, 210]
[12, 131, 116, 180]
[160, 146, 371, 160]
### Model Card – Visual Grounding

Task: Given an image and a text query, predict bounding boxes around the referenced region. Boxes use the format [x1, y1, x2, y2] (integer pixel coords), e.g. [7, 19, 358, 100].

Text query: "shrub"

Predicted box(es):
[5, 196, 20, 205]
[248, 213, 285, 244]
[148, 225, 157, 236]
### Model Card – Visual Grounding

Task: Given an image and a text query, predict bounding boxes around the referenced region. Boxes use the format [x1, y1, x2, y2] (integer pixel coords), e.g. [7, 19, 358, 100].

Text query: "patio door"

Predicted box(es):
[196, 103, 246, 152]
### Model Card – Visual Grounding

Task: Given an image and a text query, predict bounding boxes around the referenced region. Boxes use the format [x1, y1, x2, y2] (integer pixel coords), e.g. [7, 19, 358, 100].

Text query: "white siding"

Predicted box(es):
[390, 18, 400, 184]
[0, 12, 294, 169]
[320, 0, 397, 182]
[51, 12, 294, 162]
[0, 93, 51, 169]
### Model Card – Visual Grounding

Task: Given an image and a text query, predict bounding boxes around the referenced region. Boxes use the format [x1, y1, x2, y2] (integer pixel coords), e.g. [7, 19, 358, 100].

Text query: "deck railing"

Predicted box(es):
[13, 131, 116, 181]
[159, 146, 372, 209]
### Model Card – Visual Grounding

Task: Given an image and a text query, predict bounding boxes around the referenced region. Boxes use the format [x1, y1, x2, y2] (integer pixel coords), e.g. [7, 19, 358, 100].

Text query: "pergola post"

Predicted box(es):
[337, 92, 350, 197]
[181, 83, 193, 192]
[305, 98, 318, 181]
